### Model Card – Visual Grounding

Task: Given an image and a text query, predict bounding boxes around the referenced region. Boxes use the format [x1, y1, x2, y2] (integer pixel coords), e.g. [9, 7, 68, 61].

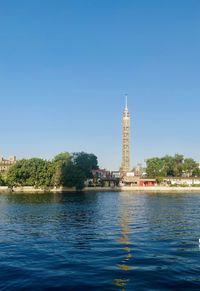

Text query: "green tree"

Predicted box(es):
[161, 155, 175, 176]
[63, 152, 99, 190]
[146, 154, 199, 179]
[183, 158, 198, 176]
[51, 162, 63, 187]
[51, 152, 71, 187]
[63, 161, 85, 190]
[73, 152, 98, 178]
[192, 167, 200, 177]
[172, 154, 184, 176]
[53, 152, 70, 164]
[6, 152, 99, 191]
[146, 157, 166, 178]
[0, 175, 5, 186]
[7, 158, 54, 187]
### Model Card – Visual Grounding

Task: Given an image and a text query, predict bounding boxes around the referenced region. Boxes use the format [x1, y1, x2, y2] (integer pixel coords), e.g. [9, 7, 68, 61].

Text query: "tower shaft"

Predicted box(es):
[121, 96, 131, 172]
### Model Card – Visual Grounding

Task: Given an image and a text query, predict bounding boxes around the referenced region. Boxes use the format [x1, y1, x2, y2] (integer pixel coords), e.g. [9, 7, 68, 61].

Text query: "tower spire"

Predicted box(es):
[125, 94, 128, 110]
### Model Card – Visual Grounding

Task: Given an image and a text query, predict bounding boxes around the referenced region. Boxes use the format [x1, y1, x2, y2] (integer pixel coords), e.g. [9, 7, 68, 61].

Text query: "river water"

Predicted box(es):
[0, 192, 200, 290]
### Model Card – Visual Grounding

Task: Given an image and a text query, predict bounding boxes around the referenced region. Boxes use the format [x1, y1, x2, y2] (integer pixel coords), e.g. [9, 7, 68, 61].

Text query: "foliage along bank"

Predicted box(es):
[3, 152, 98, 190]
[146, 154, 200, 180]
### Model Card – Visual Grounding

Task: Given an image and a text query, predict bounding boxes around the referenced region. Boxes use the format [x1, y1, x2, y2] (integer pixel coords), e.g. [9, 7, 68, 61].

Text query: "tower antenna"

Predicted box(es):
[125, 94, 128, 109]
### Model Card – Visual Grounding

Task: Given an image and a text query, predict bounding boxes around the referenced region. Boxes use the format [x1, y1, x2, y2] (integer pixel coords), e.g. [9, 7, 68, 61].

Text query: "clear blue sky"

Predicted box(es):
[1, 0, 200, 170]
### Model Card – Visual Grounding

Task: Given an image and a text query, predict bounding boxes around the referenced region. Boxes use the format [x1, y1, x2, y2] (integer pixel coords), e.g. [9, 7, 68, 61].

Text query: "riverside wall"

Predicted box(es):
[85, 186, 200, 192]
[1, 186, 200, 193]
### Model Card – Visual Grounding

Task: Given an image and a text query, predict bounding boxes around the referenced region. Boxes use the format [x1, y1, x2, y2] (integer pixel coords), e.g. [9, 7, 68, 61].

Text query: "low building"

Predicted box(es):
[138, 179, 156, 187]
[121, 176, 156, 187]
[92, 169, 110, 179]
[0, 156, 16, 174]
[111, 171, 120, 179]
[92, 169, 111, 186]
[101, 178, 119, 187]
[121, 176, 140, 187]
[126, 172, 135, 177]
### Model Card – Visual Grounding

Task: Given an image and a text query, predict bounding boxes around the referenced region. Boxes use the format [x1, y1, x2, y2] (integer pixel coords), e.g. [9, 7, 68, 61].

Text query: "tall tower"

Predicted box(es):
[121, 95, 131, 172]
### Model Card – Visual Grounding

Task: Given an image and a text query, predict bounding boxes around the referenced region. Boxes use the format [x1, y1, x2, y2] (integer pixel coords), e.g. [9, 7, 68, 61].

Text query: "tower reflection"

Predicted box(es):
[113, 194, 133, 290]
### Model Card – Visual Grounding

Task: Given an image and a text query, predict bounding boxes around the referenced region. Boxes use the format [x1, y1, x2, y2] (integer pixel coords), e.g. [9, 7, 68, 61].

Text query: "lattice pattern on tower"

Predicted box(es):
[121, 96, 131, 172]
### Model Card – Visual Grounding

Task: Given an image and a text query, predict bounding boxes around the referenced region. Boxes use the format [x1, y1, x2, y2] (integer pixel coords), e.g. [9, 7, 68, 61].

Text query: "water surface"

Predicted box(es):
[0, 191, 200, 290]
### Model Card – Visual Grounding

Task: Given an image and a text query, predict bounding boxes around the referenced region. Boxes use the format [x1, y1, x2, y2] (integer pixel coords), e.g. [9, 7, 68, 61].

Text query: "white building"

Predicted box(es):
[164, 177, 200, 186]
[0, 155, 16, 174]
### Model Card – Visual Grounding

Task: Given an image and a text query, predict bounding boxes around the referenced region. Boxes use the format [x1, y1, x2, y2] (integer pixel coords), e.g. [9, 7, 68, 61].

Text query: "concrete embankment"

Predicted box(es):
[12, 186, 77, 193]
[0, 186, 77, 193]
[0, 186, 10, 192]
[1, 186, 200, 193]
[85, 186, 200, 192]
[117, 186, 200, 192]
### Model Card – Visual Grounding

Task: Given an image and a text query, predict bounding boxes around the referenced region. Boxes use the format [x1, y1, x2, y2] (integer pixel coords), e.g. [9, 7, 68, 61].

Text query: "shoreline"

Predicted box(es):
[1, 186, 200, 193]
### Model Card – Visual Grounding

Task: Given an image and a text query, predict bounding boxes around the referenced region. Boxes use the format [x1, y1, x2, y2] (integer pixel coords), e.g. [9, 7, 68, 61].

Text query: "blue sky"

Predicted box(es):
[0, 0, 200, 170]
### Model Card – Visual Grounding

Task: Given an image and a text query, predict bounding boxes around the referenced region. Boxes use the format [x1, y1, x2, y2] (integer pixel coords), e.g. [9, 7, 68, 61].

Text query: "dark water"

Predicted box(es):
[0, 192, 200, 290]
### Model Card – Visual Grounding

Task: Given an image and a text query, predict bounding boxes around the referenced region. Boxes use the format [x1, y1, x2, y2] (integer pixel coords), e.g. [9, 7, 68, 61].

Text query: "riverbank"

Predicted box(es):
[1, 185, 200, 193]
[86, 186, 200, 193]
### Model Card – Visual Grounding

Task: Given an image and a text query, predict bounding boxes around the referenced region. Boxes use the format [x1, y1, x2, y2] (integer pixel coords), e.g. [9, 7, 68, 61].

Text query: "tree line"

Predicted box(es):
[0, 152, 98, 190]
[146, 154, 200, 179]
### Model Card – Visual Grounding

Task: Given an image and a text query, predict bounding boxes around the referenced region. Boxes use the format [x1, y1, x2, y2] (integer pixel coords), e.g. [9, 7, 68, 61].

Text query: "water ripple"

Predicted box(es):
[0, 192, 200, 290]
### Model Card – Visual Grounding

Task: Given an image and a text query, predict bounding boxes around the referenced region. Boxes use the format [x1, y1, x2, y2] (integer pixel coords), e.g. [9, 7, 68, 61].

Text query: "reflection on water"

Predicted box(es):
[114, 195, 133, 290]
[0, 192, 200, 290]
